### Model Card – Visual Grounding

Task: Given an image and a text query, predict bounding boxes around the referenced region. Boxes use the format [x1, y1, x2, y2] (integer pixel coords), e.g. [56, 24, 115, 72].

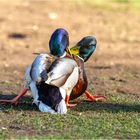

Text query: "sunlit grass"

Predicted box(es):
[72, 0, 140, 11]
[0, 92, 140, 139]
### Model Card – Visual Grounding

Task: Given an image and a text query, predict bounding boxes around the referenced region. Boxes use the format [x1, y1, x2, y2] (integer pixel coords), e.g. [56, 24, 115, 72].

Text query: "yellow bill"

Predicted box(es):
[66, 46, 80, 56]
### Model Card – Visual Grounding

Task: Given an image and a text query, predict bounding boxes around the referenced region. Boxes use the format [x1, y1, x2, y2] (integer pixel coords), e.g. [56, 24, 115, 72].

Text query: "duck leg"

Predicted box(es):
[0, 88, 28, 106]
[63, 67, 79, 107]
[65, 95, 77, 107]
[84, 90, 107, 101]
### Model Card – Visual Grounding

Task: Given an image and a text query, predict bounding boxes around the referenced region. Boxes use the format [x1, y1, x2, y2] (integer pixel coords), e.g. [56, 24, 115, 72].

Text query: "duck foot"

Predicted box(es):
[0, 88, 28, 106]
[65, 95, 77, 107]
[0, 99, 19, 106]
[84, 90, 107, 102]
[66, 103, 77, 107]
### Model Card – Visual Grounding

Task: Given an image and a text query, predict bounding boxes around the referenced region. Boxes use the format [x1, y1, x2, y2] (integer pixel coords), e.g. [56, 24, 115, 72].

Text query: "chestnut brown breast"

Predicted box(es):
[69, 57, 88, 100]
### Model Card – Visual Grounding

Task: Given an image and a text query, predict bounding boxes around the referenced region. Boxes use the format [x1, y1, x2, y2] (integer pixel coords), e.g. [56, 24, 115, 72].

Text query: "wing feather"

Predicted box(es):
[45, 58, 78, 87]
[30, 54, 78, 88]
[30, 53, 55, 82]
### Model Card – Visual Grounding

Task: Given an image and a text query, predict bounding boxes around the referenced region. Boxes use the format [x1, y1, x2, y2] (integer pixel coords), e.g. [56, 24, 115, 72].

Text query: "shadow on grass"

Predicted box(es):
[73, 101, 140, 113]
[0, 93, 38, 111]
[0, 94, 140, 113]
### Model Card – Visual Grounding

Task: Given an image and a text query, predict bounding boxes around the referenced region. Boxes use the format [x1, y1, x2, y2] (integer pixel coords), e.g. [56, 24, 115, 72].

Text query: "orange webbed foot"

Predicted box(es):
[0, 99, 19, 106]
[65, 95, 77, 107]
[84, 90, 107, 102]
[0, 88, 28, 106]
[66, 103, 77, 107]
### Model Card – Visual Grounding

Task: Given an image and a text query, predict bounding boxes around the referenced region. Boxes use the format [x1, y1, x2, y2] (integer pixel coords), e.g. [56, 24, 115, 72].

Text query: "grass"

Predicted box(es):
[73, 0, 140, 11]
[0, 92, 140, 139]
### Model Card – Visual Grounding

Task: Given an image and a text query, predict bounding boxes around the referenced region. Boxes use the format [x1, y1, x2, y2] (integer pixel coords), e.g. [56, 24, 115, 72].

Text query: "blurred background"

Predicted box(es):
[0, 0, 140, 101]
[0, 0, 140, 138]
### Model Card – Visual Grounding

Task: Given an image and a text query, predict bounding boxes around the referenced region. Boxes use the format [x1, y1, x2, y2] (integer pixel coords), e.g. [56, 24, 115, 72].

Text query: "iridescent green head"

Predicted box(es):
[70, 36, 97, 62]
[49, 28, 69, 57]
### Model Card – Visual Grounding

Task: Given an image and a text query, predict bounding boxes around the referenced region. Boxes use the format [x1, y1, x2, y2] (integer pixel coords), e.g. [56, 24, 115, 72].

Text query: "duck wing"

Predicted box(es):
[43, 58, 79, 87]
[30, 53, 56, 83]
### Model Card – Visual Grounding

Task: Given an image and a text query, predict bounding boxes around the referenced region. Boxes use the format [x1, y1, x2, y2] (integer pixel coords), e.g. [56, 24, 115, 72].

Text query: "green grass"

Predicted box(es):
[0, 92, 140, 139]
[72, 0, 140, 11]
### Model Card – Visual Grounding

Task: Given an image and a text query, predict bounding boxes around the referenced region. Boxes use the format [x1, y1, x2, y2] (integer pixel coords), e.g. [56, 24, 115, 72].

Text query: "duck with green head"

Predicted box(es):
[0, 28, 78, 113]
[68, 36, 106, 102]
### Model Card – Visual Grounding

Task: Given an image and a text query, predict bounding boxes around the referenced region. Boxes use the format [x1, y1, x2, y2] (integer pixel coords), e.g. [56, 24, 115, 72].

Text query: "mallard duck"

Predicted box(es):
[26, 28, 80, 113]
[69, 36, 106, 102]
[29, 54, 79, 114]
[0, 28, 77, 113]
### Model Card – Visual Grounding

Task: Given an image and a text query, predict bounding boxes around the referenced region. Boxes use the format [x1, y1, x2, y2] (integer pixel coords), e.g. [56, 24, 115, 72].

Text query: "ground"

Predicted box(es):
[0, 0, 140, 139]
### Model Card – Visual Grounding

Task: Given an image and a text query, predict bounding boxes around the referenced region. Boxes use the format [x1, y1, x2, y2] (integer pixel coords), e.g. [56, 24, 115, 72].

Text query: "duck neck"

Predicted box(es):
[60, 52, 66, 58]
[74, 55, 85, 71]
[74, 55, 88, 92]
[77, 55, 84, 62]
